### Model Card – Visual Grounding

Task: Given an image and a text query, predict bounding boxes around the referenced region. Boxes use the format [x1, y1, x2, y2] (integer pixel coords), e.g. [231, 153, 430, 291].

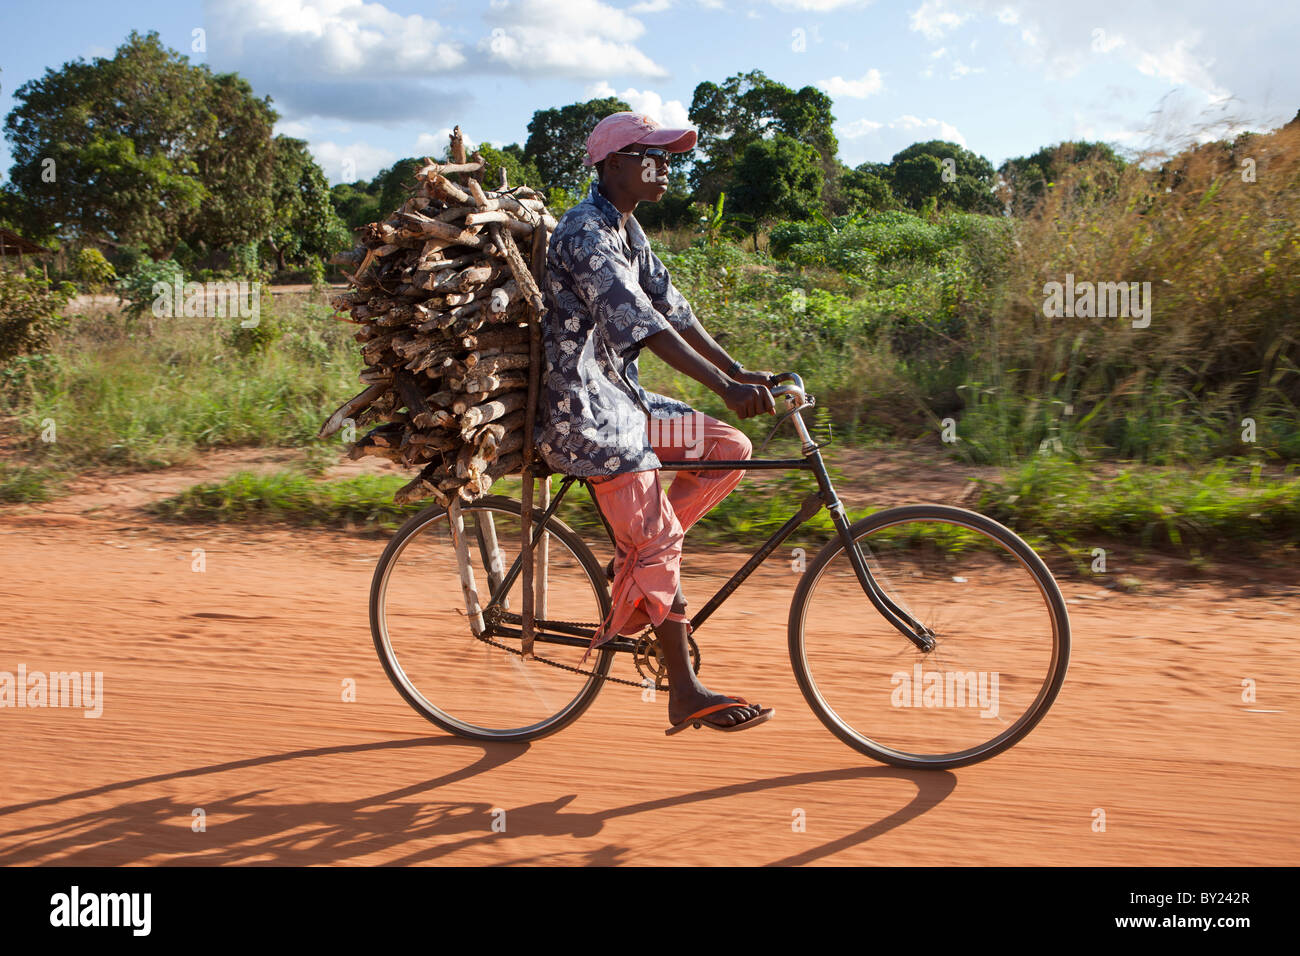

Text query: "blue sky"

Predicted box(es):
[1, 0, 1296, 185]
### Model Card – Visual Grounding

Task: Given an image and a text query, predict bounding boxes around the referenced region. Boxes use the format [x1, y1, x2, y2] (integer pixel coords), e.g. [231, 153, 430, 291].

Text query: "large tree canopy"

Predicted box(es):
[728, 133, 825, 246]
[3, 31, 279, 257]
[886, 140, 998, 213]
[997, 140, 1127, 214]
[688, 69, 837, 207]
[523, 96, 631, 195]
[266, 136, 349, 269]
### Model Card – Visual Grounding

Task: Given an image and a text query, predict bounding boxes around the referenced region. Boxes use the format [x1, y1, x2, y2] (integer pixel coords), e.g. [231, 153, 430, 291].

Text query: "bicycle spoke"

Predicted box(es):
[372, 500, 613, 739]
[791, 506, 1068, 768]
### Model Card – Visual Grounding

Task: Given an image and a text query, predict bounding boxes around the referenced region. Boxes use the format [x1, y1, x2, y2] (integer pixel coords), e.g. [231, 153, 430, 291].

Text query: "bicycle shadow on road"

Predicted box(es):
[0, 736, 955, 866]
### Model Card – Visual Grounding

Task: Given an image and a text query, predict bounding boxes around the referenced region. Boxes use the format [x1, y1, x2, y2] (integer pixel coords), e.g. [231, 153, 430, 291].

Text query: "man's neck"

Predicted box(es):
[599, 178, 638, 220]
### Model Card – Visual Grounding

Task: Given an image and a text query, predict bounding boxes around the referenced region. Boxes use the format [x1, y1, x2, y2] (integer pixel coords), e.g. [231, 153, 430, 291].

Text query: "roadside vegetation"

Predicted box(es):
[3, 32, 1297, 568]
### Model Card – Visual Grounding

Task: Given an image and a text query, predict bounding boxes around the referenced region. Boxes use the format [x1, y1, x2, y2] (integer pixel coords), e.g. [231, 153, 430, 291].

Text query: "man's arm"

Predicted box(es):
[640, 325, 774, 419]
[642, 246, 775, 387]
[676, 316, 776, 387]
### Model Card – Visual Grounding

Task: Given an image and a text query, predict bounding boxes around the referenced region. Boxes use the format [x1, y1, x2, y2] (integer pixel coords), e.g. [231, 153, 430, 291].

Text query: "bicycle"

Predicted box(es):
[370, 372, 1070, 769]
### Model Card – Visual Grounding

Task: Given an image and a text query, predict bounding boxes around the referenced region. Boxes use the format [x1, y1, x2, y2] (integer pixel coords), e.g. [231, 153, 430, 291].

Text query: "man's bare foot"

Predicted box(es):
[668, 683, 765, 728]
[653, 605, 768, 730]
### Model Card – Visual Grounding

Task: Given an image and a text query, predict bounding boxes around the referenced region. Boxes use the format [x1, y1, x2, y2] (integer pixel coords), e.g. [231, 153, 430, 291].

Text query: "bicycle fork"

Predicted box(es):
[807, 457, 937, 653]
[825, 501, 936, 652]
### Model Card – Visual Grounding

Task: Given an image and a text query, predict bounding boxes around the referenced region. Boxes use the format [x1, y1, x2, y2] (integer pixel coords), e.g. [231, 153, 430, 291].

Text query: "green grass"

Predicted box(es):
[146, 455, 1300, 575]
[0, 462, 68, 502]
[1, 293, 358, 474]
[148, 469, 425, 532]
[975, 456, 1300, 557]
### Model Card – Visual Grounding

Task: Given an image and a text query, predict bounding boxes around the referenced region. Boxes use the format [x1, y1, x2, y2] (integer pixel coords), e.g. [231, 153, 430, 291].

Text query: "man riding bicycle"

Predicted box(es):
[535, 111, 778, 735]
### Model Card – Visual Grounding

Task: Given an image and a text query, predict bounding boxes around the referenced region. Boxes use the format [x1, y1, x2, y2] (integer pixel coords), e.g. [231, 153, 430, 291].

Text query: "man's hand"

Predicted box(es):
[723, 380, 776, 419]
[732, 368, 777, 388]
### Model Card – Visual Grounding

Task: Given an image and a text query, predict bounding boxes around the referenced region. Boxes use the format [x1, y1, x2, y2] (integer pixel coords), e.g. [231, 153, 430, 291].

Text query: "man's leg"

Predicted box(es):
[651, 410, 753, 532]
[587, 469, 765, 730]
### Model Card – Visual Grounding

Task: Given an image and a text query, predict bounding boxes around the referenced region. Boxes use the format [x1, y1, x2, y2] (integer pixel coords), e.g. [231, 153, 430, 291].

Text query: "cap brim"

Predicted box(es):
[637, 128, 697, 153]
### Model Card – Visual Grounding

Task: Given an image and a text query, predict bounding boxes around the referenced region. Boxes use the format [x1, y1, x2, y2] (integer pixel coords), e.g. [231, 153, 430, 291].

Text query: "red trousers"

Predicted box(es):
[584, 412, 751, 653]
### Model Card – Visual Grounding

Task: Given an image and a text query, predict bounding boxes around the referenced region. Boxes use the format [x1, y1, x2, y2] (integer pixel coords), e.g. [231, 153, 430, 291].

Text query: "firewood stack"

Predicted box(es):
[319, 127, 555, 506]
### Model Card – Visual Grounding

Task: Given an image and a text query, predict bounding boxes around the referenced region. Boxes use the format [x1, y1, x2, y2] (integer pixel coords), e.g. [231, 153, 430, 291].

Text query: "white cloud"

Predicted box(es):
[909, 0, 972, 41]
[584, 81, 691, 128]
[274, 119, 314, 139]
[839, 118, 884, 138]
[208, 0, 463, 75]
[891, 115, 967, 146]
[311, 139, 397, 184]
[480, 0, 667, 77]
[817, 69, 885, 98]
[959, 0, 1282, 119]
[205, 0, 467, 121]
[628, 0, 673, 11]
[768, 0, 874, 9]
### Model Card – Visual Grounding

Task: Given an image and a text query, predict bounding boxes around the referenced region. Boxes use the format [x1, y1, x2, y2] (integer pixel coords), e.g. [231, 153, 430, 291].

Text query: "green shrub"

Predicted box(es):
[0, 270, 74, 366]
[73, 248, 117, 292]
[115, 258, 183, 318]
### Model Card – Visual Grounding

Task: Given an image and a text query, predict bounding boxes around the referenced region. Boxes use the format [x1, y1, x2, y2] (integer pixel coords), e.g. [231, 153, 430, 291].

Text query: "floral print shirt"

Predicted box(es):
[535, 180, 697, 477]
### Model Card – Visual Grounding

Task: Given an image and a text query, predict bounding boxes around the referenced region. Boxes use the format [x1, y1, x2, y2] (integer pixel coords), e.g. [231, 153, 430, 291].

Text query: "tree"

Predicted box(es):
[997, 141, 1126, 214]
[374, 157, 424, 216]
[836, 161, 897, 214]
[887, 141, 997, 213]
[523, 96, 631, 195]
[688, 70, 837, 207]
[184, 71, 278, 251]
[890, 154, 953, 212]
[3, 31, 278, 258]
[265, 136, 350, 270]
[475, 142, 544, 192]
[728, 134, 824, 249]
[330, 181, 382, 232]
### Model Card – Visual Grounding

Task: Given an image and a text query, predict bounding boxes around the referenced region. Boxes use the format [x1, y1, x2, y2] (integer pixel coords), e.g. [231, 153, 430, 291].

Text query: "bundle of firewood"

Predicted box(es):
[319, 127, 554, 506]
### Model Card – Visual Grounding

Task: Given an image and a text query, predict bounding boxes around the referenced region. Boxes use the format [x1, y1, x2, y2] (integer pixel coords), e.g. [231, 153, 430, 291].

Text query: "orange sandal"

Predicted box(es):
[665, 696, 774, 735]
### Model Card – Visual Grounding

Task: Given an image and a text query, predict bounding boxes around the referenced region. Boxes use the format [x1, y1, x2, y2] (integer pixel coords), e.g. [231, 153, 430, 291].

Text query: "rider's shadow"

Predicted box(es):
[0, 738, 955, 866]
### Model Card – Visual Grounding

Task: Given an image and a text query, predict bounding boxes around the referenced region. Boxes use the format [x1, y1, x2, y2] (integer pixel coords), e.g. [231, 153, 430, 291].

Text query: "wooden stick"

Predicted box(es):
[475, 511, 508, 611]
[530, 222, 550, 627]
[448, 499, 484, 636]
[318, 383, 387, 438]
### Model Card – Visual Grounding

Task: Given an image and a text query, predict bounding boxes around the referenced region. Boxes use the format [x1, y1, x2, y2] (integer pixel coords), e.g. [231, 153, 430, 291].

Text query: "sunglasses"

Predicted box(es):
[610, 147, 673, 164]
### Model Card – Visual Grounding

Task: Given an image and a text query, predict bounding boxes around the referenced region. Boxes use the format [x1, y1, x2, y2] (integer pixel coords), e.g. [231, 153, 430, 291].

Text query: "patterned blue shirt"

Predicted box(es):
[535, 180, 697, 477]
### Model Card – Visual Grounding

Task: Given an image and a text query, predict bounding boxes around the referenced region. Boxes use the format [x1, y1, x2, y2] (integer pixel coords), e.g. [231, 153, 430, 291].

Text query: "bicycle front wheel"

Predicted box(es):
[371, 495, 613, 742]
[789, 505, 1069, 769]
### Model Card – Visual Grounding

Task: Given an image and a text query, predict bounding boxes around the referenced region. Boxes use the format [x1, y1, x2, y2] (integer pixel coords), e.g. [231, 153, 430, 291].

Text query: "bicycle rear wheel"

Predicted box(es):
[371, 495, 613, 742]
[789, 505, 1069, 769]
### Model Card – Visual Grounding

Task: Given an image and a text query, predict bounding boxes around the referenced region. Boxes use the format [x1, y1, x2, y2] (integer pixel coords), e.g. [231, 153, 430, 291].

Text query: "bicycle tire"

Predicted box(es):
[788, 504, 1070, 769]
[370, 495, 614, 742]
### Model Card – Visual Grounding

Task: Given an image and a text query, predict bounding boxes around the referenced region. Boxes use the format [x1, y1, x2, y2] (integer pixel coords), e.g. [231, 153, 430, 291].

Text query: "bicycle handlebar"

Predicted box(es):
[767, 371, 808, 410]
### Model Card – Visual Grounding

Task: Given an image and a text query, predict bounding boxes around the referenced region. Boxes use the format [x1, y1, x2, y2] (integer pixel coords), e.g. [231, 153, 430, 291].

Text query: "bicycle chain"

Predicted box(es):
[474, 614, 701, 689]
[474, 617, 651, 688]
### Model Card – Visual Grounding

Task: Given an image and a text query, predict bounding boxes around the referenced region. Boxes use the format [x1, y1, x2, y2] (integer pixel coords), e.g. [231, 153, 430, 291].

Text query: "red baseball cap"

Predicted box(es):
[583, 111, 697, 167]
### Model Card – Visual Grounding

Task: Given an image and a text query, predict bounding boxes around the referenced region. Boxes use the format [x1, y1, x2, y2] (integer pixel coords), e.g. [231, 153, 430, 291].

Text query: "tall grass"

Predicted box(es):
[961, 121, 1300, 464]
[0, 291, 358, 471]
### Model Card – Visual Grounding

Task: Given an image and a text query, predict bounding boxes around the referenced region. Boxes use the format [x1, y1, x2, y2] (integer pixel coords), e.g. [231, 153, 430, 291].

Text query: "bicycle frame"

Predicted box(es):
[478, 388, 937, 655]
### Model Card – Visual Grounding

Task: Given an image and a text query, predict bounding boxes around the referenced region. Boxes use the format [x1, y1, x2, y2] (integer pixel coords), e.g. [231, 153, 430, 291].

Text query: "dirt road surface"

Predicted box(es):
[1, 454, 1296, 866]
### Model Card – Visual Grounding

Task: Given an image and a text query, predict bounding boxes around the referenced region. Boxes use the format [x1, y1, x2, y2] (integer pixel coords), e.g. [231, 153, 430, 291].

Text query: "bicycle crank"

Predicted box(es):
[632, 630, 701, 691]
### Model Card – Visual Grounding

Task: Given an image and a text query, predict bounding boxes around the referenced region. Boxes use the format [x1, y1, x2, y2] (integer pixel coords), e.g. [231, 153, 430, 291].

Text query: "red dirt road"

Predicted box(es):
[1, 495, 1297, 866]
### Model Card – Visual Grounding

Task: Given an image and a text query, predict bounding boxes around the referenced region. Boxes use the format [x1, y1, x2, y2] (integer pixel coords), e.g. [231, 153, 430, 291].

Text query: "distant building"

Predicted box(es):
[0, 227, 53, 278]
